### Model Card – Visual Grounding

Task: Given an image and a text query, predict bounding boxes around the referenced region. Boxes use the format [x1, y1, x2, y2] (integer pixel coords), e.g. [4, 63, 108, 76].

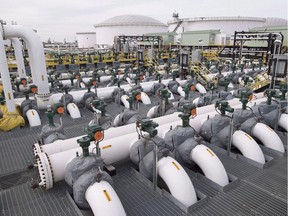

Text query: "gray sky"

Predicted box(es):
[1, 0, 287, 42]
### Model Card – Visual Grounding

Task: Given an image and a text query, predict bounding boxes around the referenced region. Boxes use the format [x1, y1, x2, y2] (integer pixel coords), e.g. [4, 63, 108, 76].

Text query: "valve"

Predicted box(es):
[171, 70, 178, 81]
[207, 81, 217, 93]
[90, 99, 107, 116]
[45, 103, 65, 126]
[215, 100, 234, 116]
[218, 77, 230, 92]
[239, 90, 252, 110]
[242, 75, 253, 88]
[178, 103, 197, 127]
[127, 90, 141, 110]
[264, 89, 277, 105]
[29, 84, 37, 94]
[136, 118, 159, 137]
[84, 124, 104, 142]
[159, 88, 171, 101]
[155, 73, 162, 83]
[278, 83, 287, 101]
[183, 82, 195, 100]
[77, 136, 91, 157]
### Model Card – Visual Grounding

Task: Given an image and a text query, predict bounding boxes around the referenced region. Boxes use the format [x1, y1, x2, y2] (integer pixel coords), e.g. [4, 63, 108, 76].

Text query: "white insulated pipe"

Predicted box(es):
[278, 113, 288, 131]
[195, 83, 207, 94]
[66, 103, 81, 119]
[177, 86, 185, 97]
[38, 120, 228, 188]
[157, 156, 197, 207]
[38, 133, 198, 207]
[232, 130, 265, 164]
[4, 25, 49, 94]
[0, 29, 15, 112]
[10, 38, 26, 78]
[251, 123, 285, 152]
[33, 95, 267, 157]
[85, 181, 126, 216]
[26, 109, 41, 127]
[190, 144, 229, 186]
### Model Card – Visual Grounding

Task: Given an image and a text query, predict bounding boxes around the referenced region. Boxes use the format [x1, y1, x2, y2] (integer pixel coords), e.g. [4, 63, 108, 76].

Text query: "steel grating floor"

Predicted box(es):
[0, 102, 287, 216]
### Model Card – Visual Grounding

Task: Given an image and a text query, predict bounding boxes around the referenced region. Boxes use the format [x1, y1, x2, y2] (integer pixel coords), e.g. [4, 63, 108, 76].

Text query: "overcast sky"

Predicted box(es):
[0, 0, 287, 42]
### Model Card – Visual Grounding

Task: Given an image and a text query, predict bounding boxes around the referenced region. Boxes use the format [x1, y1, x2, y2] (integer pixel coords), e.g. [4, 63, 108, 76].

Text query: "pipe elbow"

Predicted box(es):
[232, 130, 265, 164]
[85, 181, 126, 216]
[251, 123, 284, 153]
[190, 144, 229, 186]
[157, 156, 197, 207]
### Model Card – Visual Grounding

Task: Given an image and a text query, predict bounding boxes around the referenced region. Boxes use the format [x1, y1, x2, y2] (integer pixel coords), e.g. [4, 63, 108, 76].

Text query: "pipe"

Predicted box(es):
[4, 25, 49, 94]
[278, 113, 288, 131]
[232, 130, 265, 164]
[26, 109, 41, 127]
[33, 96, 267, 157]
[167, 89, 175, 100]
[190, 144, 229, 186]
[85, 181, 126, 216]
[37, 135, 198, 207]
[10, 38, 26, 78]
[120, 95, 130, 109]
[66, 103, 81, 119]
[177, 86, 185, 97]
[0, 28, 15, 112]
[157, 156, 197, 207]
[195, 83, 207, 94]
[140, 92, 151, 104]
[251, 123, 285, 152]
[14, 78, 181, 107]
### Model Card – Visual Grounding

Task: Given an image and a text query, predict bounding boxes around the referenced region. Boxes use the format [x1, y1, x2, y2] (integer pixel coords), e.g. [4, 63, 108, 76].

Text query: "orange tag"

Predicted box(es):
[190, 85, 195, 91]
[191, 108, 197, 117]
[21, 79, 27, 85]
[92, 80, 97, 86]
[136, 94, 141, 101]
[94, 131, 103, 141]
[57, 107, 65, 114]
[31, 87, 37, 94]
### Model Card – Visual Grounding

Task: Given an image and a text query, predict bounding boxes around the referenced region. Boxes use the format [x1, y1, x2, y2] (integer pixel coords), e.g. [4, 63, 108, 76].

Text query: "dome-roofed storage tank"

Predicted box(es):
[94, 14, 167, 46]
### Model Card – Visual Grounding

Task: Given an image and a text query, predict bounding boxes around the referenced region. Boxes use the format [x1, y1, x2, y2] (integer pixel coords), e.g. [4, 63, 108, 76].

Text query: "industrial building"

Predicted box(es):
[76, 32, 96, 49]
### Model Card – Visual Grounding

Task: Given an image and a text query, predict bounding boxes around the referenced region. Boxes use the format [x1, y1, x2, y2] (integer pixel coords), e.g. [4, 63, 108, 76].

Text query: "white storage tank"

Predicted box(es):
[76, 32, 96, 48]
[168, 17, 266, 35]
[94, 14, 167, 46]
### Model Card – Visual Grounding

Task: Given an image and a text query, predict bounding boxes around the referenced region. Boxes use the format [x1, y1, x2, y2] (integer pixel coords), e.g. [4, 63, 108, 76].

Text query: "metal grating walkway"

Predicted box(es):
[0, 182, 81, 216]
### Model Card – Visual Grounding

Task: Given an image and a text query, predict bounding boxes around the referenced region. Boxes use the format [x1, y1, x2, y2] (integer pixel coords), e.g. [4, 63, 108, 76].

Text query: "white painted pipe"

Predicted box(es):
[251, 123, 285, 152]
[10, 38, 26, 78]
[190, 144, 229, 186]
[177, 86, 186, 97]
[120, 95, 130, 109]
[85, 181, 126, 216]
[147, 106, 158, 118]
[4, 25, 49, 94]
[66, 103, 81, 119]
[167, 89, 175, 100]
[232, 130, 265, 164]
[34, 96, 267, 157]
[140, 92, 151, 104]
[195, 83, 207, 94]
[26, 109, 41, 127]
[37, 134, 198, 207]
[157, 156, 197, 207]
[0, 30, 15, 112]
[278, 114, 288, 131]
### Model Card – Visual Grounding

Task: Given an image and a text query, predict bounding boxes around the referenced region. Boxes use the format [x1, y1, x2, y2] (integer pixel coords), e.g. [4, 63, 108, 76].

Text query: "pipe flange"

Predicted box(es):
[36, 152, 53, 190]
[32, 143, 42, 158]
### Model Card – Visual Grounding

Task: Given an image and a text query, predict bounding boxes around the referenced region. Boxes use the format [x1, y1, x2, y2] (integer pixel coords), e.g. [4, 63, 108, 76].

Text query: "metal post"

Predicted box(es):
[153, 143, 158, 191]
[227, 118, 233, 155]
